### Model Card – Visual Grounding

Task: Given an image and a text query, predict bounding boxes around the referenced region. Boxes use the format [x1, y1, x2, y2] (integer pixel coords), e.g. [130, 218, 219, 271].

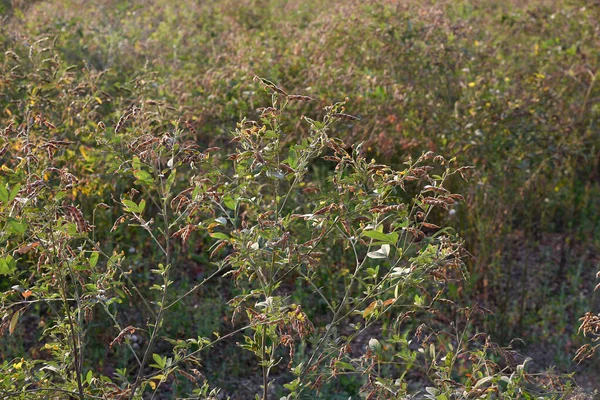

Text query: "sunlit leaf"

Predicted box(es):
[9, 184, 20, 202]
[367, 244, 390, 259]
[89, 252, 99, 268]
[6, 218, 26, 235]
[363, 301, 377, 318]
[134, 169, 153, 186]
[223, 195, 236, 210]
[0, 255, 17, 275]
[152, 353, 166, 369]
[0, 185, 8, 203]
[210, 232, 229, 240]
[362, 230, 398, 245]
[122, 199, 140, 213]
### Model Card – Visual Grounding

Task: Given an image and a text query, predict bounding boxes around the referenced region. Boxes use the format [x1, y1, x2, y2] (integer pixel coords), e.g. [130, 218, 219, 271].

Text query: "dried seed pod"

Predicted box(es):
[177, 369, 198, 383]
[254, 76, 288, 96]
[210, 240, 228, 259]
[184, 120, 197, 135]
[63, 204, 91, 233]
[109, 326, 136, 349]
[449, 193, 465, 202]
[422, 185, 449, 194]
[172, 224, 197, 246]
[287, 95, 315, 102]
[279, 163, 295, 173]
[331, 113, 360, 121]
[302, 186, 320, 194]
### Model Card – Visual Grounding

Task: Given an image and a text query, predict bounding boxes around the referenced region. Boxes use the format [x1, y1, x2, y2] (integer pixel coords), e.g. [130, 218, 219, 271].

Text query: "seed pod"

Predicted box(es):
[287, 95, 315, 102]
[332, 113, 360, 121]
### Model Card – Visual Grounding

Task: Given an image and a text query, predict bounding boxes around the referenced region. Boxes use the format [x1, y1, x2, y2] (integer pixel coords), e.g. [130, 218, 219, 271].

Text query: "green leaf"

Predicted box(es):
[223, 195, 236, 210]
[362, 230, 398, 245]
[152, 353, 166, 369]
[414, 294, 424, 306]
[9, 184, 20, 203]
[54, 191, 67, 202]
[85, 283, 98, 291]
[134, 169, 153, 186]
[132, 156, 141, 170]
[0, 185, 8, 203]
[0, 256, 17, 276]
[283, 378, 301, 391]
[122, 199, 140, 213]
[264, 130, 278, 139]
[86, 370, 93, 385]
[66, 222, 79, 235]
[6, 218, 26, 236]
[334, 361, 356, 371]
[89, 252, 99, 268]
[210, 232, 229, 240]
[165, 169, 176, 193]
[286, 148, 298, 169]
[138, 199, 146, 213]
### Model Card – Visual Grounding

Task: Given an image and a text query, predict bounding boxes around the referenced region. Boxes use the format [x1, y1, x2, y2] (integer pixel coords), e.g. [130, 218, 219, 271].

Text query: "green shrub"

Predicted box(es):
[1, 0, 597, 397]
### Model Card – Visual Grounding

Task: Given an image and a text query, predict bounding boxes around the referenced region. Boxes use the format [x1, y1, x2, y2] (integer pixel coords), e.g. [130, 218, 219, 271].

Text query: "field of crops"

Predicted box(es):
[1, 0, 599, 398]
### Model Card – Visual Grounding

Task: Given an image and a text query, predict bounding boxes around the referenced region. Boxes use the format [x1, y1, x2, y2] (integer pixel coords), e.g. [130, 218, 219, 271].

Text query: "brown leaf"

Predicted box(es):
[363, 301, 378, 318]
[16, 242, 40, 254]
[383, 298, 396, 307]
[9, 310, 20, 335]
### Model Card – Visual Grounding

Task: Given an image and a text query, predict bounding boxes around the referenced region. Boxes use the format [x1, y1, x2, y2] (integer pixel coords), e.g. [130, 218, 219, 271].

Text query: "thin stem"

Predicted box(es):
[272, 219, 339, 286]
[164, 265, 229, 310]
[261, 323, 269, 400]
[101, 303, 142, 367]
[65, 257, 85, 397]
[46, 218, 85, 400]
[145, 323, 253, 380]
[128, 159, 173, 399]
[60, 276, 85, 400]
[86, 238, 157, 319]
[299, 237, 366, 379]
[297, 270, 334, 313]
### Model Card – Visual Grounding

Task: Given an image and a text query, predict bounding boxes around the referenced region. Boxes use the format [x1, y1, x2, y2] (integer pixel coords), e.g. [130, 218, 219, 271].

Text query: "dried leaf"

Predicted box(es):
[9, 310, 19, 335]
[363, 301, 377, 318]
[16, 241, 40, 254]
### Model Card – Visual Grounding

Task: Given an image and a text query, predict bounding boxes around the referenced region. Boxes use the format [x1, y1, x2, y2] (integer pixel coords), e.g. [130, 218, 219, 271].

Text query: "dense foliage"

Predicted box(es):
[0, 0, 598, 398]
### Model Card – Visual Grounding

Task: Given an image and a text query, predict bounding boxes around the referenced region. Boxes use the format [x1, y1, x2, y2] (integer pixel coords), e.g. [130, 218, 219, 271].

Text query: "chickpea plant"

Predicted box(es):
[2, 75, 560, 400]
